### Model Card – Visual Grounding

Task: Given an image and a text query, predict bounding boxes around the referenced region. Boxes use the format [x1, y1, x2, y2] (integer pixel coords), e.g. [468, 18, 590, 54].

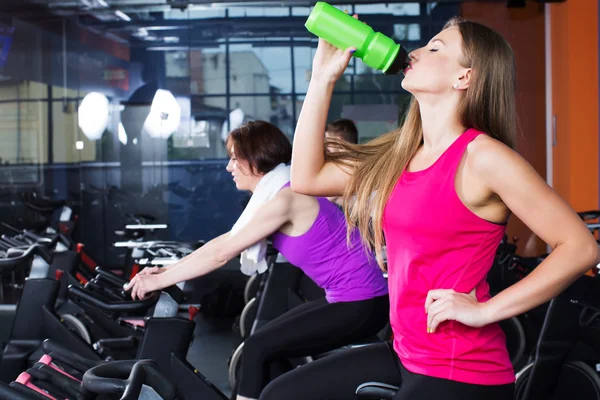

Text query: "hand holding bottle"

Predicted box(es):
[306, 2, 408, 77]
[311, 38, 355, 85]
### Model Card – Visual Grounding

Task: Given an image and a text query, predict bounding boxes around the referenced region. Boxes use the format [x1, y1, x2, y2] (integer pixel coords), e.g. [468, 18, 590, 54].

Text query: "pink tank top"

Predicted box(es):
[383, 128, 515, 385]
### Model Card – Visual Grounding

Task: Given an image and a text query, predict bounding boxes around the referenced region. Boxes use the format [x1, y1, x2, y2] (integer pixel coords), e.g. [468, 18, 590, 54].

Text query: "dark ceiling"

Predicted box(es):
[0, 0, 522, 48]
[4, 0, 504, 18]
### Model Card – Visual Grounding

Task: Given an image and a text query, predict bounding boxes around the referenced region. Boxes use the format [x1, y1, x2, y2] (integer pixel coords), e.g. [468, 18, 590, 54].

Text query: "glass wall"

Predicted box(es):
[0, 2, 460, 266]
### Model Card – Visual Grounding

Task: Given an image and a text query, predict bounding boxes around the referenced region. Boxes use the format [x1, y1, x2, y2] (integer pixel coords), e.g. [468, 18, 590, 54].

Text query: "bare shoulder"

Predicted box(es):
[278, 185, 320, 211]
[263, 188, 293, 216]
[465, 134, 527, 176]
[275, 186, 296, 202]
[275, 186, 320, 232]
[464, 133, 541, 197]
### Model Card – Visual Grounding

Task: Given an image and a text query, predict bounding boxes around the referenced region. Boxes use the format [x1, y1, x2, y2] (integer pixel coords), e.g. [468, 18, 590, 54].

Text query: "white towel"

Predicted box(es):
[231, 163, 290, 276]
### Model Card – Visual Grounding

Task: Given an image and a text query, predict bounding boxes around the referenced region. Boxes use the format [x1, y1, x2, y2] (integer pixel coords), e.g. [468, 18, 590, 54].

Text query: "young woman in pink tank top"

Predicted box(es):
[125, 121, 388, 400]
[260, 16, 600, 400]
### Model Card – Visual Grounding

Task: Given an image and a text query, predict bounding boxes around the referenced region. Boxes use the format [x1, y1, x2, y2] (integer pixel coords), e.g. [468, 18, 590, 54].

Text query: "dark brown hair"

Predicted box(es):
[326, 118, 359, 144]
[226, 120, 292, 175]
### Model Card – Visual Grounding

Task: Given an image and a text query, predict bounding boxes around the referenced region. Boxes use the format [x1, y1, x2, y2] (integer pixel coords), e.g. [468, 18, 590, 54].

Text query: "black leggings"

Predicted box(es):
[237, 295, 390, 399]
[260, 342, 515, 400]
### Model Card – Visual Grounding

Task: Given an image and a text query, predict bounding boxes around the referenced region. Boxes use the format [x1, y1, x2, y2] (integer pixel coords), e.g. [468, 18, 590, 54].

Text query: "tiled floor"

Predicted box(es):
[183, 259, 248, 398]
[187, 313, 240, 397]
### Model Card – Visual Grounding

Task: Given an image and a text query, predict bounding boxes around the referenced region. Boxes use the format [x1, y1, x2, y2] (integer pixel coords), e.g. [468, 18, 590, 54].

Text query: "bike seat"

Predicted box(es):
[514, 255, 543, 270]
[125, 213, 157, 223]
[24, 198, 66, 213]
[315, 336, 382, 359]
[115, 230, 147, 241]
[5, 248, 28, 257]
[355, 382, 399, 399]
[0, 244, 53, 269]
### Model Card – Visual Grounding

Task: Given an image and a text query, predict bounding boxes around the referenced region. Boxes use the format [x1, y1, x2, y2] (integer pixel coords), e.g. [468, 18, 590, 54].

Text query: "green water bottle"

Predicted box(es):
[305, 2, 409, 75]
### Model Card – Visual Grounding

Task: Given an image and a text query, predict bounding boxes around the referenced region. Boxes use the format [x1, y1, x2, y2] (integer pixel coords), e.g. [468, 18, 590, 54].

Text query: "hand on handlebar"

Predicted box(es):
[125, 273, 164, 301]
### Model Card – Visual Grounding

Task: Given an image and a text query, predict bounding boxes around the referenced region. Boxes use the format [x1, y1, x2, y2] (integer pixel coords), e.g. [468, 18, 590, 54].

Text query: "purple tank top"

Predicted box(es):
[271, 183, 388, 303]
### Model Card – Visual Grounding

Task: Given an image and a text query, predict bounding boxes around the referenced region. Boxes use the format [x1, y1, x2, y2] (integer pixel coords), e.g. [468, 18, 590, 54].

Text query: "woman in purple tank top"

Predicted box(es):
[126, 121, 389, 400]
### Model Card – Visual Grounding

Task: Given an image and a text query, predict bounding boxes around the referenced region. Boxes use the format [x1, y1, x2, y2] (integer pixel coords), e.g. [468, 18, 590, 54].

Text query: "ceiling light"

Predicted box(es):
[118, 122, 128, 145]
[114, 10, 131, 21]
[187, 4, 214, 10]
[78, 92, 109, 141]
[221, 108, 245, 141]
[143, 89, 181, 139]
[147, 46, 189, 51]
[145, 26, 182, 31]
[135, 28, 149, 38]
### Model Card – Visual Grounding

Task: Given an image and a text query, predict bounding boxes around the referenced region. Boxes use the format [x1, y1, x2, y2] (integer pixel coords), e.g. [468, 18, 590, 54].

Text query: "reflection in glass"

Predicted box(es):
[229, 44, 292, 94]
[118, 122, 127, 145]
[269, 96, 296, 140]
[228, 7, 289, 17]
[323, 4, 354, 14]
[220, 108, 246, 141]
[165, 51, 190, 79]
[354, 3, 420, 16]
[0, 102, 43, 164]
[293, 46, 314, 93]
[292, 7, 311, 16]
[0, 80, 47, 101]
[166, 7, 226, 19]
[354, 68, 404, 93]
[296, 94, 351, 132]
[222, 95, 295, 140]
[169, 96, 229, 160]
[142, 89, 181, 139]
[0, 0, 462, 270]
[78, 92, 110, 141]
[230, 95, 271, 122]
[190, 46, 227, 95]
[295, 93, 411, 144]
[53, 100, 103, 163]
[393, 24, 421, 42]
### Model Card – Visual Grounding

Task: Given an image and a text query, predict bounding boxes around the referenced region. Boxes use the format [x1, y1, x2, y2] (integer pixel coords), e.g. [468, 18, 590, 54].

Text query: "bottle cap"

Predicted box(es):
[384, 46, 409, 75]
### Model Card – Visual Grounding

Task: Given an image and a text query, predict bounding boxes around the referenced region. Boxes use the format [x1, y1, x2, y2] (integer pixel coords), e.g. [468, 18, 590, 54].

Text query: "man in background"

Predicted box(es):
[325, 118, 358, 145]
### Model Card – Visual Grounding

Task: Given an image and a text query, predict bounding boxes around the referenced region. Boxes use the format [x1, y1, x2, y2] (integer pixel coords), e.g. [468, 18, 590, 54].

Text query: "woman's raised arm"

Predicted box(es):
[290, 39, 356, 197]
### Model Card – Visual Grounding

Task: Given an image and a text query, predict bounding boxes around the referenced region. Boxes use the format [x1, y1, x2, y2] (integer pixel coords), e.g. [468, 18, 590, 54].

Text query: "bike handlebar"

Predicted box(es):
[82, 360, 176, 400]
[68, 285, 160, 313]
[0, 244, 53, 267]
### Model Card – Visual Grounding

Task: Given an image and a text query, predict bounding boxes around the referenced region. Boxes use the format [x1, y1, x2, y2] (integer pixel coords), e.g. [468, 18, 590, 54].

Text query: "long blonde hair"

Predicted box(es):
[325, 17, 517, 269]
